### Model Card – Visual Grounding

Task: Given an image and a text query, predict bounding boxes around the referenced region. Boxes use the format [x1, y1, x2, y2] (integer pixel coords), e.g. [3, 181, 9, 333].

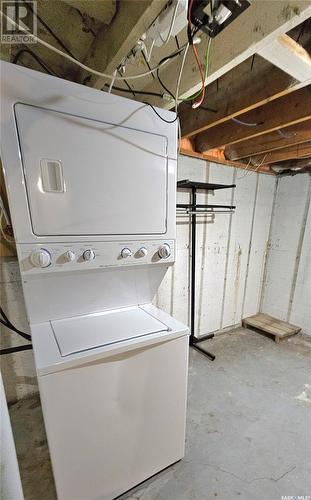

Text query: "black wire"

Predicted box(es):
[0, 318, 32, 341]
[13, 48, 61, 77]
[0, 307, 31, 341]
[156, 47, 185, 100]
[143, 102, 178, 123]
[141, 49, 155, 80]
[103, 84, 163, 98]
[25, 1, 77, 59]
[1, 344, 33, 355]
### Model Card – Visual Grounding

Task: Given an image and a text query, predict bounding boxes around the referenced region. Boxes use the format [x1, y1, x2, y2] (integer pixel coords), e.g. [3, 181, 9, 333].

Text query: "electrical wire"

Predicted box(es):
[0, 12, 184, 82]
[143, 102, 178, 123]
[25, 1, 77, 59]
[103, 84, 163, 98]
[160, 0, 181, 44]
[1, 344, 33, 355]
[231, 117, 261, 127]
[175, 43, 190, 112]
[0, 318, 31, 342]
[12, 47, 62, 77]
[237, 154, 268, 179]
[179, 36, 212, 105]
[156, 45, 187, 99]
[0, 307, 31, 341]
[188, 0, 205, 108]
[0, 210, 14, 244]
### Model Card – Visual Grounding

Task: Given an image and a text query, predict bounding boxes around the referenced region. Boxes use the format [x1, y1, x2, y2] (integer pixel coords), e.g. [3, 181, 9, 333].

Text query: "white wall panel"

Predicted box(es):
[290, 190, 311, 334]
[242, 174, 276, 318]
[156, 155, 275, 338]
[261, 175, 310, 321]
[261, 174, 311, 335]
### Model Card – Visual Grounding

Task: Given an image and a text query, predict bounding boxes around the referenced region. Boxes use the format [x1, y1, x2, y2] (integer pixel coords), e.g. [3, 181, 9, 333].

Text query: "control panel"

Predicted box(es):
[18, 240, 175, 274]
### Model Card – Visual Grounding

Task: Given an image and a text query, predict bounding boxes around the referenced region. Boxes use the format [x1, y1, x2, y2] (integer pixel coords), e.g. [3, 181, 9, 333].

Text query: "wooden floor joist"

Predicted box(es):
[179, 58, 310, 139]
[250, 141, 311, 165]
[225, 120, 311, 161]
[195, 86, 311, 153]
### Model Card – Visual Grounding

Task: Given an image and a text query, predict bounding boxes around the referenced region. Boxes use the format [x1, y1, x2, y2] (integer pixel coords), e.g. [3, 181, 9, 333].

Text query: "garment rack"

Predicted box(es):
[177, 179, 236, 361]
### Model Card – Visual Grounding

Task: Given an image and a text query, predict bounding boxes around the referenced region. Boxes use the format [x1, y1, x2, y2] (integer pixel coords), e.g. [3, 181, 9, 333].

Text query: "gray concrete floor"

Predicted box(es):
[9, 327, 311, 500]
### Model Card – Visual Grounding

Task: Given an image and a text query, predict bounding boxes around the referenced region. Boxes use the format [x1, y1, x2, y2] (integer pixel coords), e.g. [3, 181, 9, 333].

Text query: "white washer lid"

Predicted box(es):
[51, 307, 169, 356]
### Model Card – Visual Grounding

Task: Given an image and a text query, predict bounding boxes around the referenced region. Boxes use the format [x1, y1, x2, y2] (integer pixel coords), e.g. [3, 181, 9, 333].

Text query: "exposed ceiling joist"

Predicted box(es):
[195, 86, 311, 152]
[179, 56, 310, 139]
[258, 33, 311, 82]
[136, 0, 311, 108]
[225, 120, 311, 160]
[82, 0, 168, 89]
[251, 141, 311, 164]
[179, 137, 272, 174]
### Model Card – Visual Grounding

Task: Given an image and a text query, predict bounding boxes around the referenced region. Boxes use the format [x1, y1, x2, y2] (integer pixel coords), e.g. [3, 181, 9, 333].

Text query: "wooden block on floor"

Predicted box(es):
[242, 313, 301, 343]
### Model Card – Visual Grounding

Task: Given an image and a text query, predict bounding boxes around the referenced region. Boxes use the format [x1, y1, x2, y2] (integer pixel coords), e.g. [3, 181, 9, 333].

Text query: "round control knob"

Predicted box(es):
[83, 249, 95, 261]
[137, 247, 148, 257]
[65, 250, 75, 262]
[30, 248, 51, 268]
[158, 243, 171, 259]
[121, 248, 132, 258]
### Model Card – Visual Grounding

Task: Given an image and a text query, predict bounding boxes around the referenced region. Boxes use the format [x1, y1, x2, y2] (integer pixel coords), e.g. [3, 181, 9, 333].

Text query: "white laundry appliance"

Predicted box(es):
[0, 61, 189, 500]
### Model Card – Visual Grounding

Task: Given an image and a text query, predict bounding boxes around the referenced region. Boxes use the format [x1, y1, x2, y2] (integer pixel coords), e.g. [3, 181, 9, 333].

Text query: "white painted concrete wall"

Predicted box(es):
[155, 155, 275, 337]
[0, 258, 38, 403]
[0, 373, 24, 500]
[261, 174, 311, 335]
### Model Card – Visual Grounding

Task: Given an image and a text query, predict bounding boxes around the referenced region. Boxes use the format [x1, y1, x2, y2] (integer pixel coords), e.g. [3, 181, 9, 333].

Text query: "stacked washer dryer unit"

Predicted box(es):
[1, 62, 189, 500]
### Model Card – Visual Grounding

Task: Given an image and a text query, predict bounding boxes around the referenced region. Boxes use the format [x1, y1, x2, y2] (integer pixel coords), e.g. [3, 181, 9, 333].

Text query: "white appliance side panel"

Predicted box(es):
[15, 104, 168, 236]
[38, 335, 189, 500]
[21, 265, 170, 323]
[51, 306, 169, 356]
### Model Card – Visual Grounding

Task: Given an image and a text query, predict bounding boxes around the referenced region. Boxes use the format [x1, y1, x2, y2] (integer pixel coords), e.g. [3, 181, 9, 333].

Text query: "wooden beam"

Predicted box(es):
[179, 56, 310, 139]
[251, 142, 311, 165]
[137, 0, 311, 109]
[225, 119, 311, 160]
[84, 0, 167, 89]
[258, 34, 311, 83]
[195, 86, 311, 152]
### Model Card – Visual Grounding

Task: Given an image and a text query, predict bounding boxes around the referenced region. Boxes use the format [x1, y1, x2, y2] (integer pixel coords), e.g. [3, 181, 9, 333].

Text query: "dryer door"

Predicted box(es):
[15, 104, 168, 236]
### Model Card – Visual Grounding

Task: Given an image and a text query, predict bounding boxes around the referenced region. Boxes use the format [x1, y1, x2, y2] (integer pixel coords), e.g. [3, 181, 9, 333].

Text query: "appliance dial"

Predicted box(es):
[121, 248, 132, 258]
[65, 250, 76, 262]
[137, 247, 148, 257]
[30, 248, 51, 268]
[83, 249, 95, 261]
[158, 243, 171, 259]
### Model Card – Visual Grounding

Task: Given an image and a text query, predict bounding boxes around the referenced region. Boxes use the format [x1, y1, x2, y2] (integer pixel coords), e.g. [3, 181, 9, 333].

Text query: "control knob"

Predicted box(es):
[65, 250, 76, 262]
[30, 248, 51, 268]
[137, 247, 148, 257]
[121, 248, 132, 258]
[158, 244, 171, 259]
[83, 249, 95, 261]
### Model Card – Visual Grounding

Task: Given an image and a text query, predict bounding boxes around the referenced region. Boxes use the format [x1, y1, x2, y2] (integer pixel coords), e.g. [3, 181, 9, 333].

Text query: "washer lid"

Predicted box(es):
[51, 307, 169, 356]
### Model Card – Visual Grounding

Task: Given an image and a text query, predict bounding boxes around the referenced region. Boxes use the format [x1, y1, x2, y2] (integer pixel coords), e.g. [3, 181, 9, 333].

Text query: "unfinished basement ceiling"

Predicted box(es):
[1, 0, 310, 175]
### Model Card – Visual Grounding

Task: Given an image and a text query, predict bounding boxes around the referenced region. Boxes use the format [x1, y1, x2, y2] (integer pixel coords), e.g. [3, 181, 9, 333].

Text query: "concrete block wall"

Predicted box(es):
[0, 257, 38, 403]
[155, 155, 275, 337]
[261, 173, 311, 335]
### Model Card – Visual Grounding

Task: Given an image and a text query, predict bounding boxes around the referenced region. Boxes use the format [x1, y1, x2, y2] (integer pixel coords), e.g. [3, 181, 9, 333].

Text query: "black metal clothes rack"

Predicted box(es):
[177, 179, 236, 361]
